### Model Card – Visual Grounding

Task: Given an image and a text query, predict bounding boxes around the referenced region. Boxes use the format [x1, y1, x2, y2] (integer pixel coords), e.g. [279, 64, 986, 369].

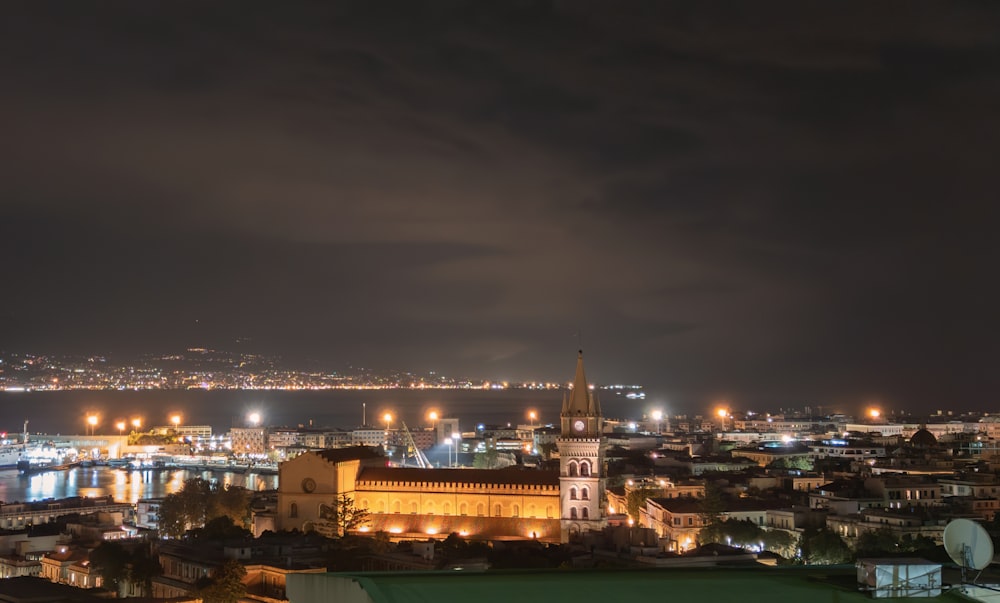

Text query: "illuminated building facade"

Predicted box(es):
[275, 351, 605, 543]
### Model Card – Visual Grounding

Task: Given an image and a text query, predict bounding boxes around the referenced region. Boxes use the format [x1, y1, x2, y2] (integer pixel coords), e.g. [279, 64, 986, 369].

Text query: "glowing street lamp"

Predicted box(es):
[427, 410, 439, 428]
[528, 410, 537, 428]
[383, 412, 393, 446]
[651, 410, 663, 434]
[170, 414, 181, 428]
[248, 412, 261, 427]
[116, 421, 126, 436]
[131, 418, 142, 433]
[86, 415, 98, 436]
[716, 408, 729, 432]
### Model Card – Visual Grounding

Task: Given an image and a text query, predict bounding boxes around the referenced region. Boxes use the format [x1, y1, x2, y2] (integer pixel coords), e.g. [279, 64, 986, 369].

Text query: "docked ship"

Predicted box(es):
[16, 438, 80, 475]
[0, 422, 30, 470]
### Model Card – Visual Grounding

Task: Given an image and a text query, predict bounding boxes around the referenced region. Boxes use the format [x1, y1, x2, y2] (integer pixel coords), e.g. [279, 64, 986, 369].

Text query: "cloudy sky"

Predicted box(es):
[1, 1, 998, 414]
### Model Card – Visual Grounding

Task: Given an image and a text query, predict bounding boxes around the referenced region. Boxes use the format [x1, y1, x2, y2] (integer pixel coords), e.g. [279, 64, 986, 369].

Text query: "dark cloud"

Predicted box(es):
[1, 1, 999, 415]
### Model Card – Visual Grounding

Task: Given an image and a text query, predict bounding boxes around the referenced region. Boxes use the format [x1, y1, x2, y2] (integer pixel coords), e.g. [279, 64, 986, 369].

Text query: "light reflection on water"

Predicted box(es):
[0, 467, 278, 504]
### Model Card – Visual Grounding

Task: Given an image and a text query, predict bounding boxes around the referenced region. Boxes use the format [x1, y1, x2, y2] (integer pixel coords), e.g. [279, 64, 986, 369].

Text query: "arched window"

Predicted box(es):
[477, 503, 485, 517]
[443, 502, 452, 516]
[410, 502, 418, 514]
[568, 462, 578, 477]
[495, 504, 502, 517]
[570, 507, 578, 519]
[580, 461, 591, 476]
[426, 501, 435, 515]
[570, 487, 578, 500]
[393, 500, 401, 514]
[582, 507, 589, 520]
[546, 505, 554, 518]
[289, 503, 298, 518]
[460, 502, 468, 516]
[581, 486, 589, 500]
[513, 504, 520, 517]
[359, 499, 370, 510]
[377, 500, 386, 513]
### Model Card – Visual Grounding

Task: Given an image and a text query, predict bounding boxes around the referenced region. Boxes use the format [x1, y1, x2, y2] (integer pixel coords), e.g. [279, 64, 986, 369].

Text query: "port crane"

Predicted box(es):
[400, 422, 432, 468]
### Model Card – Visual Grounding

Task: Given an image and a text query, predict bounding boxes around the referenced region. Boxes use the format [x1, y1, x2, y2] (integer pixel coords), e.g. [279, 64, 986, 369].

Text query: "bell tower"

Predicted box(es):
[557, 350, 606, 542]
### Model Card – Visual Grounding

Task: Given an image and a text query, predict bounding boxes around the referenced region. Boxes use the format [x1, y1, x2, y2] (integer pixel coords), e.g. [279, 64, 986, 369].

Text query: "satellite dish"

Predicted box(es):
[944, 519, 995, 581]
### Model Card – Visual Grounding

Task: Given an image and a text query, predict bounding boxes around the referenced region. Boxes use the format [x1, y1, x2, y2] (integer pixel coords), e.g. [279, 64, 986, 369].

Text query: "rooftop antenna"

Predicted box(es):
[944, 518, 994, 585]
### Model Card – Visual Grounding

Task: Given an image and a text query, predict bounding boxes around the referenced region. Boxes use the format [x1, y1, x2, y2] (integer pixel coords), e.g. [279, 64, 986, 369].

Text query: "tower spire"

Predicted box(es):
[561, 350, 601, 418]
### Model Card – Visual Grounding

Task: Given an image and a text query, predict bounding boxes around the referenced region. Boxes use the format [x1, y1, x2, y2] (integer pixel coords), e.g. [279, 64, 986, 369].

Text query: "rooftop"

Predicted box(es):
[288, 566, 968, 603]
[357, 467, 559, 487]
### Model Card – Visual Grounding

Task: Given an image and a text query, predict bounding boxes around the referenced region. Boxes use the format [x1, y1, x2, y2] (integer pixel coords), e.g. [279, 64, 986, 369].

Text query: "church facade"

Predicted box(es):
[275, 351, 606, 543]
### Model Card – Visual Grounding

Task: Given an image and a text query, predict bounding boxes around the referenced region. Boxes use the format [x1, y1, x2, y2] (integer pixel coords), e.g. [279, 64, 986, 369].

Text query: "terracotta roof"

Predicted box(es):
[357, 467, 559, 487]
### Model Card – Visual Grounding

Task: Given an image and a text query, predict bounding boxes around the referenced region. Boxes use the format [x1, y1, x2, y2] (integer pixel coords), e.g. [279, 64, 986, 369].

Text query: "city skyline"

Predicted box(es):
[2, 3, 999, 414]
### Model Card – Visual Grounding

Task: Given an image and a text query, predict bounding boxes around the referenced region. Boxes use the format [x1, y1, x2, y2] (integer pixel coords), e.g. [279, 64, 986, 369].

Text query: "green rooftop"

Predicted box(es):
[288, 565, 969, 603]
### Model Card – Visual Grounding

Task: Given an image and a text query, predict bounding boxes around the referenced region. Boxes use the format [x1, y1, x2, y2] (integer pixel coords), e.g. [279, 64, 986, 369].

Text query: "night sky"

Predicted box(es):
[2, 2, 998, 414]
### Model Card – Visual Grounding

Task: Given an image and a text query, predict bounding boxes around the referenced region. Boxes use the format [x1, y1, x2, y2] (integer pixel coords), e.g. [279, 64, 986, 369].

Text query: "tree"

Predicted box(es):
[698, 482, 726, 528]
[855, 527, 901, 557]
[128, 546, 163, 597]
[803, 528, 852, 565]
[699, 518, 764, 547]
[198, 560, 247, 603]
[315, 493, 370, 537]
[767, 456, 814, 471]
[158, 478, 253, 538]
[762, 529, 797, 559]
[209, 484, 253, 529]
[626, 486, 657, 522]
[473, 449, 500, 469]
[89, 541, 130, 594]
[191, 515, 253, 541]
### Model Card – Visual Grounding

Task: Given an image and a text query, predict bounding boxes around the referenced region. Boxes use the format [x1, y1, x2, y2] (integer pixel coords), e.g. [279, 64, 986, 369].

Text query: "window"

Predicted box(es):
[393, 500, 401, 514]
[570, 507, 578, 519]
[570, 487, 578, 500]
[460, 502, 468, 516]
[568, 462, 578, 477]
[581, 507, 589, 519]
[426, 501, 435, 515]
[477, 503, 485, 517]
[377, 500, 386, 513]
[581, 487, 589, 500]
[687, 517, 693, 526]
[581, 461, 590, 476]
[513, 504, 520, 517]
[495, 504, 502, 517]
[410, 502, 418, 514]
[443, 502, 452, 516]
[289, 503, 298, 518]
[673, 517, 681, 526]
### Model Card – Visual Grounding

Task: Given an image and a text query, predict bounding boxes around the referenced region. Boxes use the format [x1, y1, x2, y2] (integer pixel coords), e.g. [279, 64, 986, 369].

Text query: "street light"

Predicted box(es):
[446, 436, 455, 468]
[528, 410, 537, 427]
[651, 410, 663, 434]
[131, 418, 142, 433]
[383, 413, 393, 446]
[86, 415, 98, 436]
[248, 412, 261, 427]
[170, 414, 181, 428]
[428, 410, 439, 428]
[116, 421, 126, 436]
[716, 408, 728, 432]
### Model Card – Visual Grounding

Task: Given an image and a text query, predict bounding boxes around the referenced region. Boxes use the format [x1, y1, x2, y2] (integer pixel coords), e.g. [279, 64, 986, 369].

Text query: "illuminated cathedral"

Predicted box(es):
[275, 351, 606, 543]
